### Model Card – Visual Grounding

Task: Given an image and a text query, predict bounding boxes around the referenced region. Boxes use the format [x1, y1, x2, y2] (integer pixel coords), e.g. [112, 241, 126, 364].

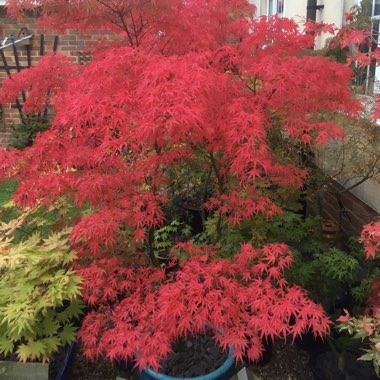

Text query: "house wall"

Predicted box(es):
[283, 0, 307, 20]
[256, 0, 359, 19]
[254, 0, 360, 48]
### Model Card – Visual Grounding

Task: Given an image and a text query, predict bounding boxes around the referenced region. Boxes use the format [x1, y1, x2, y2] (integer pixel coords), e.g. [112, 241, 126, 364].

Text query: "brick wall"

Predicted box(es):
[0, 7, 116, 145]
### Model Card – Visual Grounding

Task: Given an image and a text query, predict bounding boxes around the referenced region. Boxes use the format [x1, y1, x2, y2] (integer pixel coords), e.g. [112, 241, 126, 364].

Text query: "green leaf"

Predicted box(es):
[358, 352, 374, 361]
[60, 324, 77, 345]
[42, 318, 59, 337]
[17, 341, 46, 362]
[42, 336, 61, 353]
[0, 337, 14, 355]
[57, 300, 83, 322]
[353, 330, 368, 340]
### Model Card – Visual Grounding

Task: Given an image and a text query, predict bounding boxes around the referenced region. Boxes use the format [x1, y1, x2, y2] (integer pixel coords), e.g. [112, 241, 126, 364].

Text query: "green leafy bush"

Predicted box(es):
[154, 219, 191, 254]
[0, 180, 18, 206]
[200, 211, 363, 307]
[0, 181, 19, 223]
[288, 248, 359, 303]
[200, 211, 324, 258]
[10, 115, 50, 150]
[0, 224, 82, 362]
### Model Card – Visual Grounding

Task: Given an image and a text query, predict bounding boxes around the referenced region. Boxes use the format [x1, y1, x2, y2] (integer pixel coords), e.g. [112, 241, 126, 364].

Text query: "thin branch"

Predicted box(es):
[129, 11, 140, 47]
[201, 169, 212, 228]
[95, 0, 135, 46]
[147, 226, 159, 267]
[209, 152, 224, 243]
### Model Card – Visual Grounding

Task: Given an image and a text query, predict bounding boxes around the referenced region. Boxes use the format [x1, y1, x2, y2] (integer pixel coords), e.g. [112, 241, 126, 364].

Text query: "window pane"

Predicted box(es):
[267, 0, 285, 18]
[277, 0, 284, 17]
[375, 0, 380, 16]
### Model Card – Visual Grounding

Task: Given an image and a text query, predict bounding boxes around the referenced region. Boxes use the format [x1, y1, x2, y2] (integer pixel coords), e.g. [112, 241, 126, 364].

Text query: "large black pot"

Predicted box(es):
[54, 343, 75, 380]
[174, 197, 203, 235]
[309, 348, 377, 380]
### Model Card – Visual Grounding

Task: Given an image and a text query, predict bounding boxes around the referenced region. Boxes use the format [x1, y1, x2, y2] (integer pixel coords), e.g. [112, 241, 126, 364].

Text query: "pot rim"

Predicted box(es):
[141, 346, 236, 380]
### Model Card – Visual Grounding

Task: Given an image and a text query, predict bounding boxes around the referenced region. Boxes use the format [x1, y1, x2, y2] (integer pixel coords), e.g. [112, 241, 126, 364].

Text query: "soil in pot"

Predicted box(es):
[48, 344, 132, 380]
[159, 329, 229, 377]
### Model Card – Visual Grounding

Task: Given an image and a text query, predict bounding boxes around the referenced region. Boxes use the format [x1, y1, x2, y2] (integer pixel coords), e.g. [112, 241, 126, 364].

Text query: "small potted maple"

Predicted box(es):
[0, 0, 375, 377]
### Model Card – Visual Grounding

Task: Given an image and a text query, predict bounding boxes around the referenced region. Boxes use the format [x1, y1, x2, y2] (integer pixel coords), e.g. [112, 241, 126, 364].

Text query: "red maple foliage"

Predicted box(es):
[78, 242, 331, 370]
[0, 0, 367, 371]
[360, 222, 380, 260]
[0, 14, 359, 252]
[359, 222, 380, 314]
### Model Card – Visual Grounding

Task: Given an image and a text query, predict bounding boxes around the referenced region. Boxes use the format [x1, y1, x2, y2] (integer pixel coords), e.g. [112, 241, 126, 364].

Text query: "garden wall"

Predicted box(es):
[311, 178, 379, 238]
[0, 7, 113, 144]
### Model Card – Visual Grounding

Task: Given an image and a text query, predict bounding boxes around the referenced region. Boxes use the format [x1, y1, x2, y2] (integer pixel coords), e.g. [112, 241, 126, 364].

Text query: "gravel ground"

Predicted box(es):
[250, 340, 313, 380]
[46, 339, 313, 380]
[48, 345, 127, 380]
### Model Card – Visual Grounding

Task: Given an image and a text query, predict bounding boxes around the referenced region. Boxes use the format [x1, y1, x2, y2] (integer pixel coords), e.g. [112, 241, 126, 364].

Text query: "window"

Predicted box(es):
[375, 0, 380, 17]
[353, 0, 380, 94]
[371, 1, 380, 93]
[267, 0, 285, 18]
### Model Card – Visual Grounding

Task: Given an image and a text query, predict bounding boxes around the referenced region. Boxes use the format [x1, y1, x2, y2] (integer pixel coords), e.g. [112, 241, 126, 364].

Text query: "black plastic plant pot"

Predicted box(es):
[136, 347, 239, 380]
[54, 342, 76, 380]
[174, 197, 203, 235]
[309, 348, 377, 380]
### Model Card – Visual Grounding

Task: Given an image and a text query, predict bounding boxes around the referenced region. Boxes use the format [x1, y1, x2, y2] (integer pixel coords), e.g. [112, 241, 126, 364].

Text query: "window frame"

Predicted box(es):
[266, 0, 286, 18]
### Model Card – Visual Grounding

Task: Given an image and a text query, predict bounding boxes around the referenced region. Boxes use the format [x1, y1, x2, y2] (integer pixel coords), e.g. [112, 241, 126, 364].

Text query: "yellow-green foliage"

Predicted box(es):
[0, 224, 82, 363]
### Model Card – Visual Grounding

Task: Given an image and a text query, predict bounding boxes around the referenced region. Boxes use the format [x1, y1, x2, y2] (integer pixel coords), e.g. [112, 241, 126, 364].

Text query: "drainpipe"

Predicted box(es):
[307, 0, 324, 22]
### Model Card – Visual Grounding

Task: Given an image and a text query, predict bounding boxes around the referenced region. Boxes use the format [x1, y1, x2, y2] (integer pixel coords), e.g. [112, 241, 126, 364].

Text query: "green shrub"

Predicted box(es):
[10, 115, 50, 150]
[201, 211, 364, 306]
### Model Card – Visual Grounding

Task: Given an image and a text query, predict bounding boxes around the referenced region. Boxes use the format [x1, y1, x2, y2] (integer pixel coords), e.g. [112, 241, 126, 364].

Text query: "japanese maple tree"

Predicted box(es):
[0, 0, 367, 371]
